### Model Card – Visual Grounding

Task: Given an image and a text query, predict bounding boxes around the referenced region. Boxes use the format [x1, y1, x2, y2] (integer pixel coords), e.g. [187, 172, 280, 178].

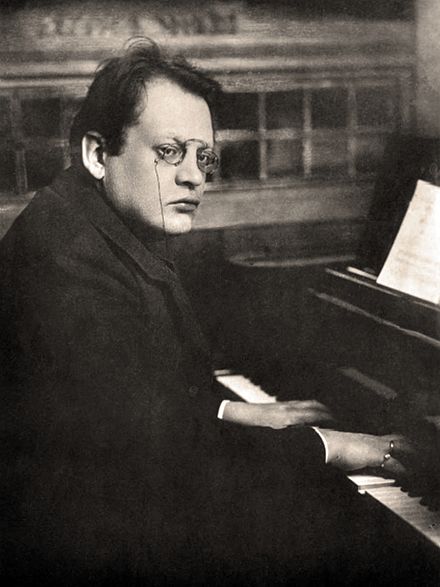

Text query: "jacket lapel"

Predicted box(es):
[51, 168, 211, 362]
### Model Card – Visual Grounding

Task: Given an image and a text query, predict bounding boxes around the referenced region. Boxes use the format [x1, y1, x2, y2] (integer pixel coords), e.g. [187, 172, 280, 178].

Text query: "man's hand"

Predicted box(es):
[222, 400, 334, 429]
[318, 430, 414, 476]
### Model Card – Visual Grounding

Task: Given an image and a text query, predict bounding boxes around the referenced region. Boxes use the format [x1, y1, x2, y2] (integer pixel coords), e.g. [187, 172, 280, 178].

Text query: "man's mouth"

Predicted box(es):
[170, 198, 200, 212]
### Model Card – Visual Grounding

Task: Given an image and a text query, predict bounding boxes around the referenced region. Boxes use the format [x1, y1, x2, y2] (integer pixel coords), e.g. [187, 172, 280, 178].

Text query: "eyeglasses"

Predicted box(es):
[155, 140, 219, 175]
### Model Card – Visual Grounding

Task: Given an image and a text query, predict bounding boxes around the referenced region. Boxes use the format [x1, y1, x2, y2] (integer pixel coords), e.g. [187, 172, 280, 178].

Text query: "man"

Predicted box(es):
[0, 40, 413, 586]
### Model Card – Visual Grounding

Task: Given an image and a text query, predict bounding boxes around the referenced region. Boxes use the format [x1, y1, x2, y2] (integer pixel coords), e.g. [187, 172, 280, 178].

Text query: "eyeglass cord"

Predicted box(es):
[153, 159, 170, 261]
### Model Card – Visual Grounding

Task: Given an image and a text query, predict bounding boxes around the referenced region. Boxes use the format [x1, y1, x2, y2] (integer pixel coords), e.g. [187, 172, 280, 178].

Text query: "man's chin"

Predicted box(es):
[164, 215, 195, 235]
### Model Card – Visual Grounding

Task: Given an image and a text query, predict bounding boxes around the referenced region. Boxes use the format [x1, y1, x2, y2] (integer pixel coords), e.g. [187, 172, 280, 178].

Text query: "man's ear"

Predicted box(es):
[81, 131, 107, 180]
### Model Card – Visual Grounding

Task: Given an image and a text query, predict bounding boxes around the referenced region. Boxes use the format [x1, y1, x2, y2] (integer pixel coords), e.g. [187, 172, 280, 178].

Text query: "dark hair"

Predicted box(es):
[70, 38, 221, 158]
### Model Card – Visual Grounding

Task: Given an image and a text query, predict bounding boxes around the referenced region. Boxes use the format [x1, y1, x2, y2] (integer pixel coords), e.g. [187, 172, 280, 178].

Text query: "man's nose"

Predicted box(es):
[175, 151, 204, 187]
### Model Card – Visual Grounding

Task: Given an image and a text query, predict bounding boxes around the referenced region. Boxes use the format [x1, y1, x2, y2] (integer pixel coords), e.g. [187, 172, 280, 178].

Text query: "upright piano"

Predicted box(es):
[217, 135, 440, 570]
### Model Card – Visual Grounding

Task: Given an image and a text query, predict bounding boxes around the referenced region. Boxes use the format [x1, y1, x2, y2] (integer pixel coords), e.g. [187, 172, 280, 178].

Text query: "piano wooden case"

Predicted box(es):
[308, 266, 440, 426]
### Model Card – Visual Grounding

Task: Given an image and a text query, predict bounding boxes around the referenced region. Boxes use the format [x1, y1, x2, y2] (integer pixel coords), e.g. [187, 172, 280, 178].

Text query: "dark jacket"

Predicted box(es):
[0, 168, 360, 586]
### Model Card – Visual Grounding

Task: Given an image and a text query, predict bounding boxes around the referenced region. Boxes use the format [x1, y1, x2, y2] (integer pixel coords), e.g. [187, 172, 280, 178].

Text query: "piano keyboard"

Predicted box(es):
[215, 369, 440, 552]
[215, 371, 277, 404]
[366, 485, 440, 549]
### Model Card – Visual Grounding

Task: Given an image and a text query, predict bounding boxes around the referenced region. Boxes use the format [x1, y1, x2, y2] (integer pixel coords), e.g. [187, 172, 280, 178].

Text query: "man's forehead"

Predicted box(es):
[138, 91, 214, 146]
[141, 79, 212, 125]
[142, 79, 210, 109]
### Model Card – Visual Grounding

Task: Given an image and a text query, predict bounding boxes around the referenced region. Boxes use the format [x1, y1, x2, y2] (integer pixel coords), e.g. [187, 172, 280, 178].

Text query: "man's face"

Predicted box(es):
[103, 78, 214, 236]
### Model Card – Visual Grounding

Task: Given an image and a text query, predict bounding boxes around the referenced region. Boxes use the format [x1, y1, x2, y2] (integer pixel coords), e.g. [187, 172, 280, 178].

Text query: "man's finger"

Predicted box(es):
[287, 400, 331, 411]
[297, 409, 335, 424]
[382, 456, 408, 478]
[384, 434, 417, 456]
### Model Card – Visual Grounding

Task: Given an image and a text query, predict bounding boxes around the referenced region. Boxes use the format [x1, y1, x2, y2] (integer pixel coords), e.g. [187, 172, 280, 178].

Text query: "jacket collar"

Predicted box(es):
[51, 167, 180, 286]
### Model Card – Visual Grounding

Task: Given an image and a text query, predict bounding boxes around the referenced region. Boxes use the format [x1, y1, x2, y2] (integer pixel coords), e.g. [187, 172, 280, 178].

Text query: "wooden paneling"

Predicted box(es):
[196, 181, 374, 229]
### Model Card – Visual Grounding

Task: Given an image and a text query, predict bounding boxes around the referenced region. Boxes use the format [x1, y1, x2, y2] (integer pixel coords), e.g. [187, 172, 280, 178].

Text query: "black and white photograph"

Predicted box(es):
[0, 1, 439, 585]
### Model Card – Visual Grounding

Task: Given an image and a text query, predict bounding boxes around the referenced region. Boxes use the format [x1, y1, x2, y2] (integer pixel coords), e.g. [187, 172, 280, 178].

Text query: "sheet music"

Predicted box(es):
[377, 180, 440, 304]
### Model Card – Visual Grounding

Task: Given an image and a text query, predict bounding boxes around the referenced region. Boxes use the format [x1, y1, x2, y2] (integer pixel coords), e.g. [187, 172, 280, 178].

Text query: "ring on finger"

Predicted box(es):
[380, 440, 394, 468]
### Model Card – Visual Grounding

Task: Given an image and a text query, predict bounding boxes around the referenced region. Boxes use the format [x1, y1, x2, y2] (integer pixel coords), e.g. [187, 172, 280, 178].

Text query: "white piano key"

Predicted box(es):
[366, 485, 440, 548]
[348, 473, 395, 494]
[216, 374, 277, 404]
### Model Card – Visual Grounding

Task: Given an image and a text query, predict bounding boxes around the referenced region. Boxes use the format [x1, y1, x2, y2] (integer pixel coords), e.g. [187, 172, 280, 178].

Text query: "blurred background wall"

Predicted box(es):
[0, 0, 416, 235]
[416, 0, 440, 136]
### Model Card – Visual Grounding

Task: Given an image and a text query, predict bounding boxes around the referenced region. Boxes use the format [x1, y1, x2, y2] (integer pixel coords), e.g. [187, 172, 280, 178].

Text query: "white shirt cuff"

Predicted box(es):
[217, 399, 230, 420]
[311, 427, 329, 464]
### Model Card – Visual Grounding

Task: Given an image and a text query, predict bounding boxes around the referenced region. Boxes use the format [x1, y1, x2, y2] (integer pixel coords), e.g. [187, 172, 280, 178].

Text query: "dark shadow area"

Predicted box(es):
[358, 134, 440, 275]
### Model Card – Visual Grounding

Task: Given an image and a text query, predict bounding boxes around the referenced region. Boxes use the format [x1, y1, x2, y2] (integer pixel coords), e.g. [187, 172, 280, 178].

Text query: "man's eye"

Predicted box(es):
[157, 145, 180, 158]
[198, 151, 213, 164]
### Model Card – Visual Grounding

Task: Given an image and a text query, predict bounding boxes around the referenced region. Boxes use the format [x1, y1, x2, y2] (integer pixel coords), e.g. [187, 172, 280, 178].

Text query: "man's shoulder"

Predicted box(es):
[12, 182, 87, 240]
[0, 178, 140, 301]
[1, 174, 102, 260]
[0, 168, 159, 291]
[0, 193, 117, 300]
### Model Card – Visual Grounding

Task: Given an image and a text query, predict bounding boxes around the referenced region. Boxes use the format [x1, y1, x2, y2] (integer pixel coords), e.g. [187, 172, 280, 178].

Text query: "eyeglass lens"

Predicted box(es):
[157, 143, 219, 175]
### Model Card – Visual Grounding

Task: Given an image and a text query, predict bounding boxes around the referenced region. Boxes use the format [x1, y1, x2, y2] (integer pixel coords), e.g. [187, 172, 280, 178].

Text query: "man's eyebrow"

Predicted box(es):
[172, 137, 210, 149]
[151, 134, 213, 149]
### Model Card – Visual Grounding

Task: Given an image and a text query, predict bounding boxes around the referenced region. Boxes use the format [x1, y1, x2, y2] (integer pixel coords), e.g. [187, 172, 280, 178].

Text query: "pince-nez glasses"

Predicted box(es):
[155, 140, 219, 175]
